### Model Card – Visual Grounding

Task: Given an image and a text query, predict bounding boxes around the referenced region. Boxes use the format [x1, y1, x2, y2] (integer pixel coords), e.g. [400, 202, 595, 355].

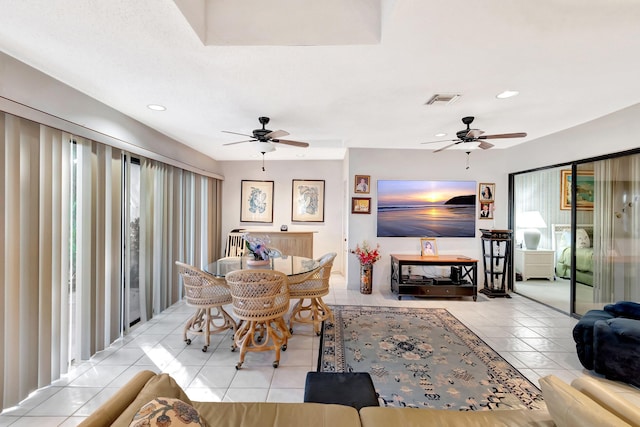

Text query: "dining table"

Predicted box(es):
[204, 255, 319, 280]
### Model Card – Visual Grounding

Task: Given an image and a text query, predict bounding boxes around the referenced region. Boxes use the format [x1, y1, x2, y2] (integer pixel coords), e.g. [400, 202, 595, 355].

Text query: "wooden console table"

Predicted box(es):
[390, 254, 478, 301]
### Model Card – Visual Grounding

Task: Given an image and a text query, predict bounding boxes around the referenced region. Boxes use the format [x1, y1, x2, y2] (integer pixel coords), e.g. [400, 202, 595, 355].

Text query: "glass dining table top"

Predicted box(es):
[204, 256, 319, 278]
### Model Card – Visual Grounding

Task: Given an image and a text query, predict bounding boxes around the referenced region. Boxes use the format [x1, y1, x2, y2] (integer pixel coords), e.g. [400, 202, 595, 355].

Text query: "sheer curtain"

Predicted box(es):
[134, 158, 222, 330]
[1, 111, 223, 410]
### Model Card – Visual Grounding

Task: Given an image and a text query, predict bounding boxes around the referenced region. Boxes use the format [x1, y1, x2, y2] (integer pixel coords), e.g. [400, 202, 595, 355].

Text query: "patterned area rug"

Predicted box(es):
[318, 305, 546, 411]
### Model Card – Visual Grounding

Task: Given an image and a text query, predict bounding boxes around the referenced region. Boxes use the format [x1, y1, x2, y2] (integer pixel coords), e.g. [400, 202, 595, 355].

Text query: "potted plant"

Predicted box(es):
[351, 240, 381, 294]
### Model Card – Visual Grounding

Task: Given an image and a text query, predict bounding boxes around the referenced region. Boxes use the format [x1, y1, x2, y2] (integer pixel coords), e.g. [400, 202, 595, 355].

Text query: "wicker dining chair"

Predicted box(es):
[175, 261, 237, 352]
[288, 252, 336, 336]
[225, 269, 290, 369]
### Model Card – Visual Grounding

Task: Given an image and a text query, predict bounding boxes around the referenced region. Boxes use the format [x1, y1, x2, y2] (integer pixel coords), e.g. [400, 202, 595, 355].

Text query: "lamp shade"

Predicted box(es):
[518, 211, 547, 250]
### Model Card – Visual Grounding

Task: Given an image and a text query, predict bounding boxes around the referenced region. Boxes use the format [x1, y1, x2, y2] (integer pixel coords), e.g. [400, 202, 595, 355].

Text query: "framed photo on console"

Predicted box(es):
[420, 238, 438, 256]
[240, 180, 274, 223]
[291, 179, 325, 222]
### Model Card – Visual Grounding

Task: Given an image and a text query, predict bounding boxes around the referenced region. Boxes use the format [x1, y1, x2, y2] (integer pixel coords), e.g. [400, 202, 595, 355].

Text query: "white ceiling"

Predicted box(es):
[1, 0, 639, 161]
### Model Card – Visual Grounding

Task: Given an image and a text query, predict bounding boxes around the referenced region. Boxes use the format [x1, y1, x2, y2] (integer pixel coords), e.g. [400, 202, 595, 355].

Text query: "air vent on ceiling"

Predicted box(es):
[425, 94, 461, 105]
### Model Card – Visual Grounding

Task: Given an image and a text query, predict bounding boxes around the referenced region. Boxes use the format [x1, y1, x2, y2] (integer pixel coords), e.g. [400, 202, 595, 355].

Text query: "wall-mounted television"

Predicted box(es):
[377, 180, 476, 237]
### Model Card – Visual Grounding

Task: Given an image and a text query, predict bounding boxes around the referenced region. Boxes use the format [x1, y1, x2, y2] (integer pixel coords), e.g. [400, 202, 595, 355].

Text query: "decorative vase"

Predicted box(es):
[360, 264, 373, 294]
[247, 258, 270, 267]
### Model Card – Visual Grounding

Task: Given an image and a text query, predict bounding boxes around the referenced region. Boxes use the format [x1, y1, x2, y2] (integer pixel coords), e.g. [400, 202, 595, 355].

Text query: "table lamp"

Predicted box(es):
[519, 211, 547, 250]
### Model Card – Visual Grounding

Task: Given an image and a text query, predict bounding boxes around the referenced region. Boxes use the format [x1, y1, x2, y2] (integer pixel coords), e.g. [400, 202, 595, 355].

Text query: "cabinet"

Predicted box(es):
[515, 249, 555, 281]
[480, 229, 513, 298]
[390, 254, 478, 301]
[245, 231, 315, 258]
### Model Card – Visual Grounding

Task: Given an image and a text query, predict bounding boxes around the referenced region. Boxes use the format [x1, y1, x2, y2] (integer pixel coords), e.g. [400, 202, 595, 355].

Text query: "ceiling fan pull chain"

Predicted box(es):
[261, 151, 266, 171]
[465, 151, 471, 170]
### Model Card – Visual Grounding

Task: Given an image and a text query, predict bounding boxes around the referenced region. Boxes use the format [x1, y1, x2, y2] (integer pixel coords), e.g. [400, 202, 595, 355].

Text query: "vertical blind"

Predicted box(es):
[0, 112, 221, 410]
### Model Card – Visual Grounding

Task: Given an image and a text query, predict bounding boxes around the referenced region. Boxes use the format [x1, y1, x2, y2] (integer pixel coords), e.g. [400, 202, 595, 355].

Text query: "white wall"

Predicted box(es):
[346, 147, 515, 291]
[219, 159, 346, 273]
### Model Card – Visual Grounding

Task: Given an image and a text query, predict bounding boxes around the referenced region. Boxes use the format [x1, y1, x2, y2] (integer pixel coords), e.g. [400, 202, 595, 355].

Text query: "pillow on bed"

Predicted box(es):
[576, 228, 590, 248]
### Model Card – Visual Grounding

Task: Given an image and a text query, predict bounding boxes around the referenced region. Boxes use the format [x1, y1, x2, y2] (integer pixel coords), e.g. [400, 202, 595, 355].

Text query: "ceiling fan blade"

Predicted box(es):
[467, 129, 484, 138]
[266, 129, 289, 139]
[223, 139, 255, 146]
[478, 140, 494, 150]
[421, 138, 458, 145]
[272, 139, 309, 148]
[478, 132, 527, 139]
[434, 142, 459, 153]
[222, 130, 254, 137]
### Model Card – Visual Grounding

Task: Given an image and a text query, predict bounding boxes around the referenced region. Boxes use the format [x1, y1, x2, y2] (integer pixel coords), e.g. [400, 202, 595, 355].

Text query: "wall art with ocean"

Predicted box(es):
[377, 180, 476, 237]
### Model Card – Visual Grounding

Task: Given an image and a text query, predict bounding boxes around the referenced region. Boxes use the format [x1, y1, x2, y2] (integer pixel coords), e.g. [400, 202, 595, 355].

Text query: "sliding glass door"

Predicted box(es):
[512, 151, 640, 316]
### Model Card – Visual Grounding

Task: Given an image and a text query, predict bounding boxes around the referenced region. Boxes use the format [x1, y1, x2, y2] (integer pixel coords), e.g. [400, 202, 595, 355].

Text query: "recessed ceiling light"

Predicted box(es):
[435, 132, 447, 137]
[496, 90, 519, 99]
[147, 104, 166, 111]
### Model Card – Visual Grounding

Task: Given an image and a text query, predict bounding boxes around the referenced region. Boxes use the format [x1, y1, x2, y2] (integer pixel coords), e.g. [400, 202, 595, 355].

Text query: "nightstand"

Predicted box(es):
[515, 248, 555, 281]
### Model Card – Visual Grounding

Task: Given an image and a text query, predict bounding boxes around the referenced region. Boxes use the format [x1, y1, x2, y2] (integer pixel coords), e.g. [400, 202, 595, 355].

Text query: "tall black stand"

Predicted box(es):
[479, 229, 513, 298]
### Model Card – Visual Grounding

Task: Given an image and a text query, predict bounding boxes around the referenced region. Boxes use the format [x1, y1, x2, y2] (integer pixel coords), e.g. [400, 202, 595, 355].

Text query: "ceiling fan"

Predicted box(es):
[422, 116, 527, 153]
[222, 116, 309, 149]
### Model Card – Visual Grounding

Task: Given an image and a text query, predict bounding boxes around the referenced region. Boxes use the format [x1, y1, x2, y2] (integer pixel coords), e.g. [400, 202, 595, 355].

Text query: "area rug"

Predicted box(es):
[318, 305, 546, 411]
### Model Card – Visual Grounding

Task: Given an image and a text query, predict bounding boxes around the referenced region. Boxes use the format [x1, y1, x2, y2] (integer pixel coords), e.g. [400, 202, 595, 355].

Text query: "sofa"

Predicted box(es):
[573, 301, 640, 387]
[78, 370, 640, 427]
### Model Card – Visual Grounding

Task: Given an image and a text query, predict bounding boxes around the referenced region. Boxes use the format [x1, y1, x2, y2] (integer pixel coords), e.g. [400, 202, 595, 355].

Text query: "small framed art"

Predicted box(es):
[479, 202, 494, 219]
[352, 197, 371, 214]
[291, 179, 325, 222]
[420, 238, 437, 256]
[479, 183, 495, 202]
[354, 175, 370, 194]
[560, 169, 594, 211]
[240, 180, 274, 223]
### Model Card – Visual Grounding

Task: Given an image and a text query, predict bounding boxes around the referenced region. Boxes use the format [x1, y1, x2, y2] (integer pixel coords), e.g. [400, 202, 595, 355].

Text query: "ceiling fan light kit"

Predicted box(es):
[422, 116, 527, 153]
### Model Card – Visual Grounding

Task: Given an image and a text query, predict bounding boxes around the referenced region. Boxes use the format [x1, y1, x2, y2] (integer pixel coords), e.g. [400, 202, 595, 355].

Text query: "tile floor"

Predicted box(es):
[0, 274, 584, 426]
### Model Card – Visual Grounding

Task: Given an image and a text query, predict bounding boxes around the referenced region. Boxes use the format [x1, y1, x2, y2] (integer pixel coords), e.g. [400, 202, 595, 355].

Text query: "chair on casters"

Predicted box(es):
[225, 269, 290, 369]
[175, 261, 237, 352]
[288, 252, 336, 336]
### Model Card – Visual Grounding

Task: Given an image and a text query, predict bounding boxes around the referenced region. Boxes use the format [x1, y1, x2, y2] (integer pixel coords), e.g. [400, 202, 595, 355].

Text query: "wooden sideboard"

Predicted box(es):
[245, 231, 315, 258]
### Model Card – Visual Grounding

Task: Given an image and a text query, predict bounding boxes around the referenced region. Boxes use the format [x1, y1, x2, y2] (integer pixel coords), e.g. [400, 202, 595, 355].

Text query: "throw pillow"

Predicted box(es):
[576, 228, 590, 248]
[539, 375, 631, 427]
[604, 301, 640, 320]
[130, 397, 207, 427]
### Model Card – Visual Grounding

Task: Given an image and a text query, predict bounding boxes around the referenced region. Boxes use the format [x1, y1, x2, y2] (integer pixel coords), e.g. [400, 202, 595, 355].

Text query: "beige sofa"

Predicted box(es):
[79, 370, 640, 427]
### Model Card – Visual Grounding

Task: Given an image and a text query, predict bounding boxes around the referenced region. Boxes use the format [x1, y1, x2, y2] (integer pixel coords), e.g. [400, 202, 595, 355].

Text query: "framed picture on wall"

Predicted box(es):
[560, 169, 594, 211]
[354, 175, 370, 194]
[240, 180, 274, 223]
[479, 183, 495, 202]
[420, 238, 438, 256]
[479, 202, 494, 219]
[352, 197, 371, 214]
[291, 179, 325, 222]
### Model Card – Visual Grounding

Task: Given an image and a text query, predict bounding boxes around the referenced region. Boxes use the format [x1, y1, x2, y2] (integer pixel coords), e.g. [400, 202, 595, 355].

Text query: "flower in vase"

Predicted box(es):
[350, 240, 381, 266]
[243, 234, 271, 260]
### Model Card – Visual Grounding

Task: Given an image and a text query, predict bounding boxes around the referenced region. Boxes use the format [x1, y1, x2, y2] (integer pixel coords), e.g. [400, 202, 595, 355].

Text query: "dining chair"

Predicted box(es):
[225, 269, 290, 369]
[175, 261, 237, 352]
[288, 252, 337, 336]
[224, 231, 246, 257]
